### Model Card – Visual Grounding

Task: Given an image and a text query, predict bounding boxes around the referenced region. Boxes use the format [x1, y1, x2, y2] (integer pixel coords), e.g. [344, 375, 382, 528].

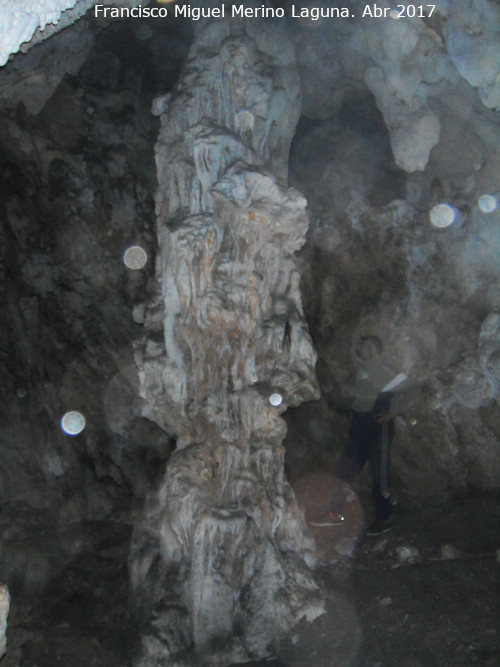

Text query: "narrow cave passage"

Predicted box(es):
[0, 2, 499, 666]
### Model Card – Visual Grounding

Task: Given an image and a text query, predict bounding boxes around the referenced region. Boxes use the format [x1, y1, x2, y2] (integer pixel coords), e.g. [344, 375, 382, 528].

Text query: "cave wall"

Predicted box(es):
[0, 13, 192, 594]
[285, 5, 500, 495]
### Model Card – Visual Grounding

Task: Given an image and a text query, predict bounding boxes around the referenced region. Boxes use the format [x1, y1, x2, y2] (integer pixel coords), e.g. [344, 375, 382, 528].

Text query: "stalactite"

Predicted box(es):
[130, 12, 323, 665]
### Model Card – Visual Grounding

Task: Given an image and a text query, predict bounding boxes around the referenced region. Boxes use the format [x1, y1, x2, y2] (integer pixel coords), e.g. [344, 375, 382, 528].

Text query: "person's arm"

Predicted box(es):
[374, 371, 421, 421]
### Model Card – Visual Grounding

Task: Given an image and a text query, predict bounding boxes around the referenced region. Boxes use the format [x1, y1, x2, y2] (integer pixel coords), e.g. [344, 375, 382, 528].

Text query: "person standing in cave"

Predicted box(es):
[311, 335, 411, 536]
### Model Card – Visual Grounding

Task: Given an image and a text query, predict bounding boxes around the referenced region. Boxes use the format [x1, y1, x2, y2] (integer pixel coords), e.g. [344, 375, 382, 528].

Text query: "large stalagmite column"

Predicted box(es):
[130, 11, 323, 665]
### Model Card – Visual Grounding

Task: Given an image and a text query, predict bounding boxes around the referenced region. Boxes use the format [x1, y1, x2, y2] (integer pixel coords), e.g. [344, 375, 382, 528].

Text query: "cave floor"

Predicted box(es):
[1, 491, 499, 666]
[1, 519, 134, 667]
[275, 484, 500, 667]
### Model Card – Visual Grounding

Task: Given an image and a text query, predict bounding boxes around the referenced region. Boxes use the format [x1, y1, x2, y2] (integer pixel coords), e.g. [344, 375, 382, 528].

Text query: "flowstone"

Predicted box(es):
[130, 13, 323, 665]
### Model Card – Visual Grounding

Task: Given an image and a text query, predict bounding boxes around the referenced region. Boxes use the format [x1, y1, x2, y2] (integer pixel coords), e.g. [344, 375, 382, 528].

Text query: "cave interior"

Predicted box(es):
[0, 1, 499, 665]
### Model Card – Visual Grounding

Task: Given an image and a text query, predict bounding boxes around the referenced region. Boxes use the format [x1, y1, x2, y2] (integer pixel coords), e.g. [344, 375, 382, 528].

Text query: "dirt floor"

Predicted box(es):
[0, 516, 136, 666]
[1, 484, 499, 666]
[280, 470, 500, 667]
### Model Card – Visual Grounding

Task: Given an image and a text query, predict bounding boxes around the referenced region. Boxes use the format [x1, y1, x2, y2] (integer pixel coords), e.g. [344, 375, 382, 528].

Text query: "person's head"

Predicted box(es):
[356, 335, 383, 361]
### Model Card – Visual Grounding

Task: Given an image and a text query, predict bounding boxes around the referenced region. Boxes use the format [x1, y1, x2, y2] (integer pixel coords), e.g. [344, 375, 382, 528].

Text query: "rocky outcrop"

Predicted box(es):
[130, 14, 323, 665]
[293, 0, 500, 172]
[0, 0, 137, 66]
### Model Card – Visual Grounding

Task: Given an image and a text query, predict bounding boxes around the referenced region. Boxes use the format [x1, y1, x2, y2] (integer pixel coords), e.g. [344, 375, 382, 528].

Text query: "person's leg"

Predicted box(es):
[327, 455, 360, 514]
[310, 414, 368, 527]
[330, 414, 369, 512]
[368, 420, 395, 522]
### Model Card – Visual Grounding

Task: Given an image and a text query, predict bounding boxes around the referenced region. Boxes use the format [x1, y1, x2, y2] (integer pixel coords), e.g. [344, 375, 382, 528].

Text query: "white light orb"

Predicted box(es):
[429, 203, 456, 228]
[389, 9, 401, 19]
[269, 393, 283, 406]
[123, 245, 148, 270]
[61, 411, 86, 436]
[478, 194, 497, 213]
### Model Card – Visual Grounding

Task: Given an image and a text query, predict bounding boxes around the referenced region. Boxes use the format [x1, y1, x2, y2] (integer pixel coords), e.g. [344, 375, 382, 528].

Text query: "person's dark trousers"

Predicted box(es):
[331, 411, 395, 521]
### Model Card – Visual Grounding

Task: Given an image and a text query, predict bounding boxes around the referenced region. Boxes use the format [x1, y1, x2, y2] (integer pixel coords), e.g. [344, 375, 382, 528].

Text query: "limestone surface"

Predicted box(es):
[0, 0, 135, 66]
[131, 12, 323, 665]
[293, 0, 500, 171]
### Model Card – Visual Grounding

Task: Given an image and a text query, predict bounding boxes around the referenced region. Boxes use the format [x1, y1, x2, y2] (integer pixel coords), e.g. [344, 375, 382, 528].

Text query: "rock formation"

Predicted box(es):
[0, 1, 499, 664]
[286, 72, 500, 494]
[129, 12, 323, 665]
[293, 0, 500, 173]
[0, 0, 137, 66]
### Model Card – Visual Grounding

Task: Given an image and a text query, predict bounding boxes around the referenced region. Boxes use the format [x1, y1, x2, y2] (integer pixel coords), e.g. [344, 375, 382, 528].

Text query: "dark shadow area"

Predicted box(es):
[0, 13, 193, 664]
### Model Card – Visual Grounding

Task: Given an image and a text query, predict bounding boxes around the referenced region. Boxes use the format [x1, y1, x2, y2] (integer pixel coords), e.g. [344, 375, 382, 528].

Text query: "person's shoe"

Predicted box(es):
[309, 511, 345, 527]
[365, 517, 393, 536]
